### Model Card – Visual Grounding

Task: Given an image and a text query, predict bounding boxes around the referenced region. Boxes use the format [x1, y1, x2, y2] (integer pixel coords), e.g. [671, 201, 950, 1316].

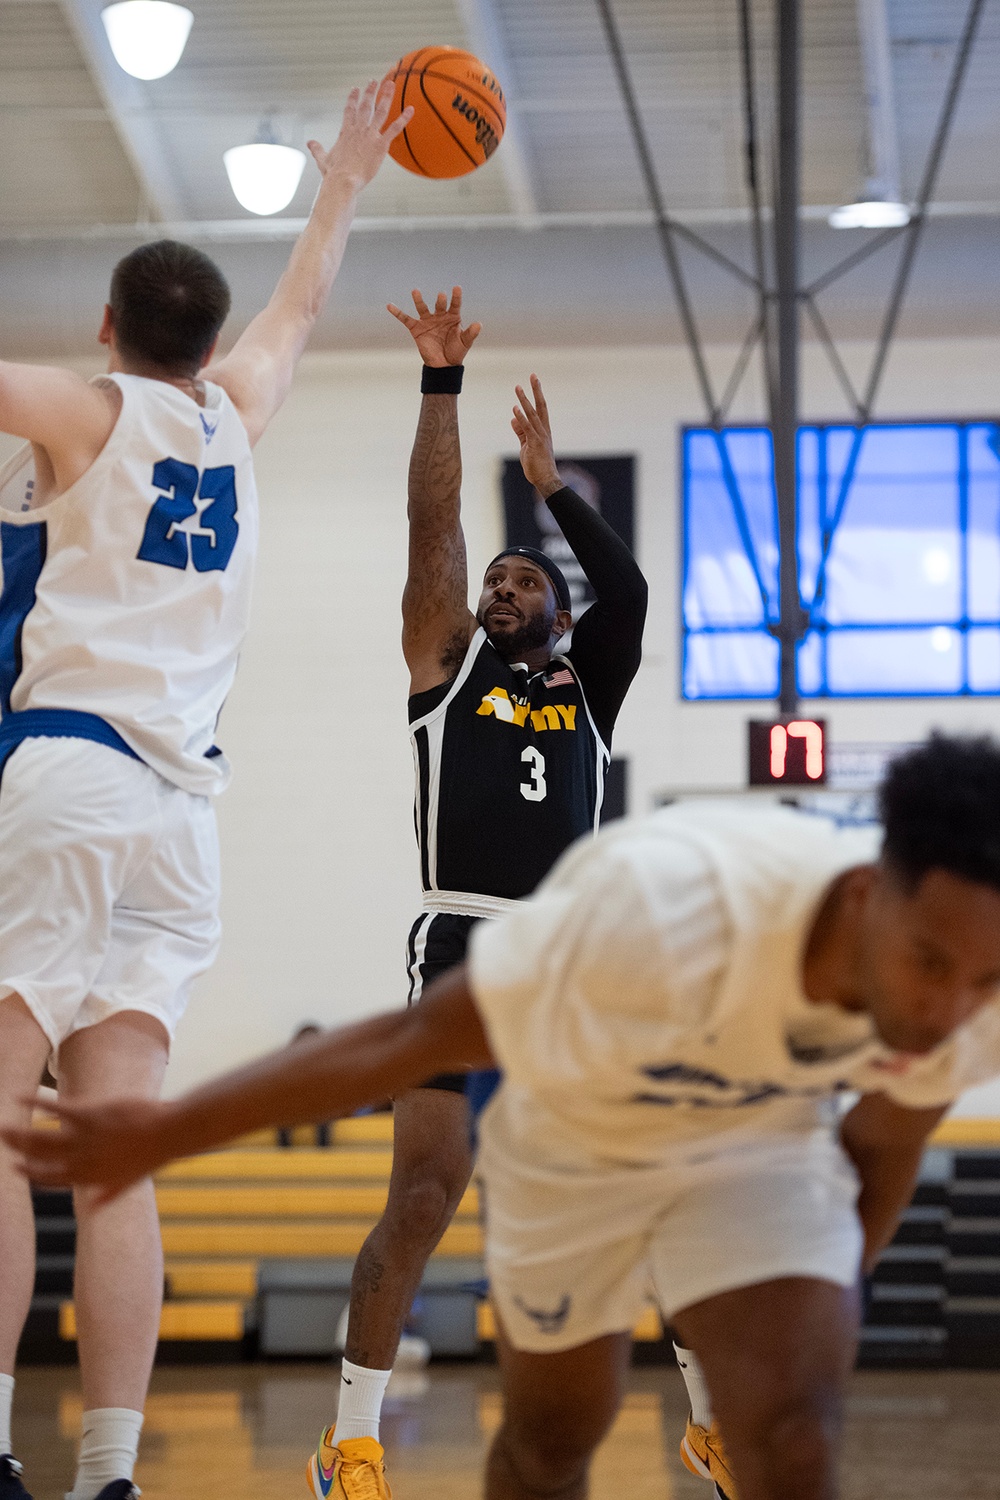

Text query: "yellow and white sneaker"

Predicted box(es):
[680, 1415, 738, 1500]
[306, 1431, 392, 1499]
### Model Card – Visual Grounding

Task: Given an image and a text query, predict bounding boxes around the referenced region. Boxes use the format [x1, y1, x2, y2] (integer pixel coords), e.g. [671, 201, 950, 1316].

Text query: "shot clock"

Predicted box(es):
[748, 719, 827, 786]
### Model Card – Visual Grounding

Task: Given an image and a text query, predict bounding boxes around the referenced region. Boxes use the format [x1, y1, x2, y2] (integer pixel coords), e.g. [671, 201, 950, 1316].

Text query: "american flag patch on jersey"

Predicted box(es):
[545, 668, 574, 688]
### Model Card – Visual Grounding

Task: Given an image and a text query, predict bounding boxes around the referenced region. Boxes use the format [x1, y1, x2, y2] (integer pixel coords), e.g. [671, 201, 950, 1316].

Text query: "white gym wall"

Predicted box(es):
[2, 331, 998, 1103]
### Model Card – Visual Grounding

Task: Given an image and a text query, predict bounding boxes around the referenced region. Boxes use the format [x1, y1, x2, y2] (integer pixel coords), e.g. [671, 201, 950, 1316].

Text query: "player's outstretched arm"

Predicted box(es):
[390, 287, 482, 694]
[840, 1092, 949, 1271]
[1, 967, 491, 1199]
[513, 373, 648, 745]
[206, 79, 413, 447]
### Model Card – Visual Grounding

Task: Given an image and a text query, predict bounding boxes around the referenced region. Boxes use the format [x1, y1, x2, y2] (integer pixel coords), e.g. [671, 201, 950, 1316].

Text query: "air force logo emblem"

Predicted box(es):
[513, 1293, 572, 1335]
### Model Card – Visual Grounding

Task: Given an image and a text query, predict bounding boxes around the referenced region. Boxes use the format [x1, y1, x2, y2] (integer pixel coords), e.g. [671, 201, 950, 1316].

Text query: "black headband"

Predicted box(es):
[487, 547, 572, 612]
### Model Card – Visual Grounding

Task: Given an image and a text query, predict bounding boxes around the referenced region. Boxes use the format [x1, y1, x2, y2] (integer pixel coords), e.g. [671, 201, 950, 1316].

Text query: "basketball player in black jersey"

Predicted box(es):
[316, 287, 647, 1492]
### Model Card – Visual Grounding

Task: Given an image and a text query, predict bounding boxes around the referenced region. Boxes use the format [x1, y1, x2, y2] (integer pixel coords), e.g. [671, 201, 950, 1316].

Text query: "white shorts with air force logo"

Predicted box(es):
[0, 736, 220, 1053]
[478, 1109, 864, 1353]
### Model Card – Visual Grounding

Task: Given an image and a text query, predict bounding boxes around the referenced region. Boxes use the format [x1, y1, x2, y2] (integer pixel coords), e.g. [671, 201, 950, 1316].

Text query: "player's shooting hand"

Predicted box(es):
[512, 375, 562, 498]
[307, 79, 413, 192]
[387, 287, 482, 368]
[1, 1095, 177, 1203]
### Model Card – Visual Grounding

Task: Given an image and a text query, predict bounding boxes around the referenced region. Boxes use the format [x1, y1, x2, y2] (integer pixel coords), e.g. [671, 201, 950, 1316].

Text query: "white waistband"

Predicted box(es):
[421, 889, 521, 920]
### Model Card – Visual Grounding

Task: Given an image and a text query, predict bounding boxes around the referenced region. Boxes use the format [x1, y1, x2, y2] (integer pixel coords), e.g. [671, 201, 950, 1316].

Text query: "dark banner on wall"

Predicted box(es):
[501, 455, 635, 623]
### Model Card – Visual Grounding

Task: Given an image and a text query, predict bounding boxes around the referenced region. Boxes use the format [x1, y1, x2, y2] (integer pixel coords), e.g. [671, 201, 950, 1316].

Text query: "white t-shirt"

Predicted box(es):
[0, 373, 257, 795]
[468, 801, 1000, 1167]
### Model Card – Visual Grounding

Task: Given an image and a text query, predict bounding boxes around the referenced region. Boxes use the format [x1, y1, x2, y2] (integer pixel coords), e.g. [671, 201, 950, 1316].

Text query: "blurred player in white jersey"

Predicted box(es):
[12, 735, 1000, 1500]
[0, 81, 411, 1500]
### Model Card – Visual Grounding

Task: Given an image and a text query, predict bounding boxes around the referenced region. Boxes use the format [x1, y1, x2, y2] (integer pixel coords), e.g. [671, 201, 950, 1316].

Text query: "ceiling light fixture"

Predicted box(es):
[828, 198, 911, 230]
[224, 126, 307, 216]
[101, 1, 193, 81]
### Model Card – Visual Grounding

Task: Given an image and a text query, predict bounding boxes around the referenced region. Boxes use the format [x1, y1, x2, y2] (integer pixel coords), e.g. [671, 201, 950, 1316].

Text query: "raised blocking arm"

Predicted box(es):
[206, 80, 412, 446]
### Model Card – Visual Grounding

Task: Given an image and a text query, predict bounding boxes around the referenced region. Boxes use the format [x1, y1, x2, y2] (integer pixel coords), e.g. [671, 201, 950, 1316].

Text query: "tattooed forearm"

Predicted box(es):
[407, 393, 462, 517]
[403, 394, 471, 644]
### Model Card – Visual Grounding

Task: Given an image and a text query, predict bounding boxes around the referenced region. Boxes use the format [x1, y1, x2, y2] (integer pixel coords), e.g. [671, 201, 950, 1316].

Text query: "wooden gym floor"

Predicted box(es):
[12, 1361, 1000, 1499]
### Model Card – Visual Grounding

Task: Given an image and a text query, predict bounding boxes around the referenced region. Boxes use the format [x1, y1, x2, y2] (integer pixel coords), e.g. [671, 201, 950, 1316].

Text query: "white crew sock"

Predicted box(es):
[332, 1359, 393, 1445]
[0, 1373, 14, 1456]
[673, 1343, 714, 1429]
[65, 1407, 143, 1500]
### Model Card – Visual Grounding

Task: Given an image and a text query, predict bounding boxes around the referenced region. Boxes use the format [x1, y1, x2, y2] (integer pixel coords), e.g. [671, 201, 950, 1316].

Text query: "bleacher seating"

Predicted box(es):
[26, 1114, 1000, 1365]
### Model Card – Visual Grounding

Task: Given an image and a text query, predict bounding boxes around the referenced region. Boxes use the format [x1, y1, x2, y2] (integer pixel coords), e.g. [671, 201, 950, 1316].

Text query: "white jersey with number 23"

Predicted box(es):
[0, 372, 258, 794]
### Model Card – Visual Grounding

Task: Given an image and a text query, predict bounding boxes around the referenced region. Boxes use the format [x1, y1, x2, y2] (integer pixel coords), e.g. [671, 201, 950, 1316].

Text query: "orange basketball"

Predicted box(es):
[384, 45, 506, 179]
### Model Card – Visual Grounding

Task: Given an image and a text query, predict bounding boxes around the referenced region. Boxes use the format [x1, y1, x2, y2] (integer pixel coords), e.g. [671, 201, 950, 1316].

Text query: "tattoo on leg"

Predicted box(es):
[359, 1251, 386, 1297]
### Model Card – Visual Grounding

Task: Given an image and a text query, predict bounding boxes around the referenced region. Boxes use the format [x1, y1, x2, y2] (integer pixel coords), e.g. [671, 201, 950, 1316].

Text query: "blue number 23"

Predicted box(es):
[137, 457, 240, 573]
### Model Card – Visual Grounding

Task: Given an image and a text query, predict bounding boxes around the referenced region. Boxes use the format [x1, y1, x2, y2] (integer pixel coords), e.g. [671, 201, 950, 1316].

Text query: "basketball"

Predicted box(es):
[384, 45, 506, 179]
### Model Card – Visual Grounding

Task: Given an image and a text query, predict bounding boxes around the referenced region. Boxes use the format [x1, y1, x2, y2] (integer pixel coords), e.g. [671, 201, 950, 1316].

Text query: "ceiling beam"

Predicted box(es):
[58, 0, 188, 222]
[453, 0, 542, 222]
[2, 200, 997, 247]
[855, 0, 903, 200]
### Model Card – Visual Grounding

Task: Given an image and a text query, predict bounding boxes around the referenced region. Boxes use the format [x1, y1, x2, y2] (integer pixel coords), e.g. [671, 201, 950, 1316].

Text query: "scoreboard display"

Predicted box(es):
[748, 719, 827, 786]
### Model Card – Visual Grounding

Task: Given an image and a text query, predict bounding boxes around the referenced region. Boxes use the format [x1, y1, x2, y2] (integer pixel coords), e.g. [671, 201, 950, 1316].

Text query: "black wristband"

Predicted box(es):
[421, 365, 464, 395]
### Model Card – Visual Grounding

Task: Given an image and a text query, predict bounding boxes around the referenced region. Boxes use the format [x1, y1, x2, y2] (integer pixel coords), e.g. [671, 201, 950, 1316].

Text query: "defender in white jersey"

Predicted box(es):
[12, 734, 1000, 1500]
[0, 81, 412, 1500]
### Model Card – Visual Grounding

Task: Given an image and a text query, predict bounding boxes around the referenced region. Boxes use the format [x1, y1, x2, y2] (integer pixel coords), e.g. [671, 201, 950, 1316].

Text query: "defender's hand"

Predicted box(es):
[307, 79, 412, 192]
[387, 286, 482, 368]
[1, 1095, 179, 1202]
[512, 375, 562, 497]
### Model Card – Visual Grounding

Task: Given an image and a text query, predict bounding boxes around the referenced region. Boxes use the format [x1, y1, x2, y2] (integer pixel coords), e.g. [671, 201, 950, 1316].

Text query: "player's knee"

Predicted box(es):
[727, 1377, 840, 1484]
[495, 1413, 601, 1496]
[385, 1168, 463, 1244]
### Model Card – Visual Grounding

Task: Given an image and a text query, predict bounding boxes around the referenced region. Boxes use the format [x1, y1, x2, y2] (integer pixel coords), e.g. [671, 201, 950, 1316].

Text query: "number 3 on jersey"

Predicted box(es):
[137, 457, 239, 572]
[521, 744, 547, 802]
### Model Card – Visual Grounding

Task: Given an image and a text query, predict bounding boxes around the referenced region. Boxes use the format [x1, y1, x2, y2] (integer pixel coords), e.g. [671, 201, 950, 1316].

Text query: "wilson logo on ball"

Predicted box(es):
[384, 45, 507, 179]
[451, 93, 501, 158]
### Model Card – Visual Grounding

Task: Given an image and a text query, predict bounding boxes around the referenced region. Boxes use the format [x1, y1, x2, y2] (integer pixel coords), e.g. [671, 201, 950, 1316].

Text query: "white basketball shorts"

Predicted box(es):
[0, 736, 221, 1052]
[479, 1116, 863, 1353]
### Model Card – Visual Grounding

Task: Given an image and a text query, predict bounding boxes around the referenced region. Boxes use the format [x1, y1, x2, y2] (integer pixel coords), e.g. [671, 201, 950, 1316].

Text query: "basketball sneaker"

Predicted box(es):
[89, 1484, 140, 1499]
[680, 1415, 738, 1500]
[0, 1456, 32, 1499]
[306, 1431, 392, 1499]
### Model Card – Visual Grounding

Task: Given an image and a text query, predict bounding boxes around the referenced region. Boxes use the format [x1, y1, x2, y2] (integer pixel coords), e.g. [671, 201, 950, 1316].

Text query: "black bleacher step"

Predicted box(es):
[946, 1256, 1000, 1296]
[31, 1188, 73, 1217]
[17, 1296, 74, 1365]
[872, 1245, 947, 1285]
[33, 1255, 75, 1296]
[911, 1181, 948, 1208]
[953, 1152, 1000, 1181]
[866, 1283, 945, 1327]
[950, 1180, 1000, 1217]
[949, 1218, 1000, 1257]
[893, 1206, 949, 1245]
[857, 1324, 946, 1368]
[35, 1217, 76, 1255]
[945, 1296, 1000, 1369]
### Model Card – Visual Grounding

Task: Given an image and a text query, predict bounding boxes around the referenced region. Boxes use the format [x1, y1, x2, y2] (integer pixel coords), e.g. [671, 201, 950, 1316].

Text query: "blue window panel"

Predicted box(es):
[796, 630, 824, 697]
[969, 628, 1000, 693]
[683, 430, 777, 626]
[824, 525, 962, 624]
[684, 630, 778, 699]
[826, 627, 963, 695]
[968, 427, 1000, 623]
[822, 427, 961, 625]
[684, 419, 1000, 699]
[796, 429, 823, 603]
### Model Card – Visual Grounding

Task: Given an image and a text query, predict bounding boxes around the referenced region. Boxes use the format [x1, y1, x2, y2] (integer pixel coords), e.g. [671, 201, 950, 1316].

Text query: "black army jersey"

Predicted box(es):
[410, 628, 608, 907]
[408, 483, 648, 916]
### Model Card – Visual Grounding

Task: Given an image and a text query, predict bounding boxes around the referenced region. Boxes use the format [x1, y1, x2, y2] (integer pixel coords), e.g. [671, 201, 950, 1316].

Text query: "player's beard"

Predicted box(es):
[479, 604, 556, 661]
